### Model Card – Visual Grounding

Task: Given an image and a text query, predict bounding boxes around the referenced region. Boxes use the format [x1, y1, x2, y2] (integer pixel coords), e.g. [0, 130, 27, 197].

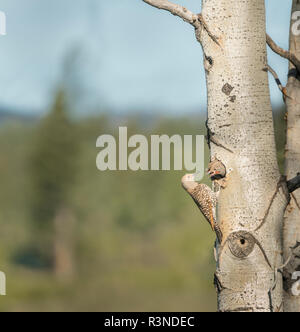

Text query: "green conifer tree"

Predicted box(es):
[31, 88, 78, 277]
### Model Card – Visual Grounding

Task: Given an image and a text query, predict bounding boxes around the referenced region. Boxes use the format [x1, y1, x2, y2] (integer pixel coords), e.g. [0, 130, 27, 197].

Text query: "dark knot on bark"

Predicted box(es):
[228, 231, 256, 259]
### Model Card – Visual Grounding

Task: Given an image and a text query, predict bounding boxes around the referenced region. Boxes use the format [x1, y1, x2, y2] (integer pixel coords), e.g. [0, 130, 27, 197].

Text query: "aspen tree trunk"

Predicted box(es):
[143, 0, 290, 312]
[283, 0, 300, 312]
[200, 0, 288, 312]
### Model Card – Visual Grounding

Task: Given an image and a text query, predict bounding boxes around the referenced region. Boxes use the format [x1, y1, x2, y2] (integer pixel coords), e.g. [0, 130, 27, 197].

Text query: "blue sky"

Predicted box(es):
[0, 0, 293, 115]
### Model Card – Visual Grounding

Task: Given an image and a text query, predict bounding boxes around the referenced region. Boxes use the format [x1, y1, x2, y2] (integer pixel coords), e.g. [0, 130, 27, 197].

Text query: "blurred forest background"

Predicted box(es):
[0, 0, 289, 312]
[0, 94, 286, 312]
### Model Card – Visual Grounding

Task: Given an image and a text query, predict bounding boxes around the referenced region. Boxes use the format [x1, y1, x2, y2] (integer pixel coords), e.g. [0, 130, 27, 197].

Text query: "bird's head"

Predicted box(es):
[181, 173, 198, 193]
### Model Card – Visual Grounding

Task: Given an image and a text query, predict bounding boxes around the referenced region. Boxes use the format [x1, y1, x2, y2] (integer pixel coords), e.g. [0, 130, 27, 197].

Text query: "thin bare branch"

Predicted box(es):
[265, 65, 284, 93]
[143, 1, 223, 47]
[287, 173, 300, 193]
[266, 34, 300, 72]
[264, 65, 291, 100]
[142, 0, 199, 27]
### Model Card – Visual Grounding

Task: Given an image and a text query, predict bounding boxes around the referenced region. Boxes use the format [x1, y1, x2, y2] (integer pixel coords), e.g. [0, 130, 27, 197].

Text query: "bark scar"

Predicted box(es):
[214, 273, 228, 293]
[205, 120, 234, 153]
[204, 54, 214, 72]
[227, 231, 256, 259]
[222, 83, 234, 96]
[197, 14, 222, 47]
[220, 231, 272, 269]
[291, 193, 300, 211]
[255, 176, 289, 232]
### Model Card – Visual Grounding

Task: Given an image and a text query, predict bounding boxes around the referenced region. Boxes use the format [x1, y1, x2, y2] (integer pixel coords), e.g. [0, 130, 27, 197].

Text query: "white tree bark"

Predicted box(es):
[143, 0, 290, 312]
[283, 0, 300, 312]
[200, 0, 289, 312]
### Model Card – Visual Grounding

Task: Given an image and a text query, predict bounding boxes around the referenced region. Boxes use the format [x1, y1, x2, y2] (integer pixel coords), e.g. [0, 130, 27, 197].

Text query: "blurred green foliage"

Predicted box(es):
[25, 89, 79, 269]
[0, 107, 285, 312]
[31, 89, 78, 225]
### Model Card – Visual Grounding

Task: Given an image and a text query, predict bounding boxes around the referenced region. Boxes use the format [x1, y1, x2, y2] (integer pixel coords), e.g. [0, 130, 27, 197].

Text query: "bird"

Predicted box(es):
[207, 157, 226, 180]
[182, 174, 223, 242]
[207, 157, 227, 189]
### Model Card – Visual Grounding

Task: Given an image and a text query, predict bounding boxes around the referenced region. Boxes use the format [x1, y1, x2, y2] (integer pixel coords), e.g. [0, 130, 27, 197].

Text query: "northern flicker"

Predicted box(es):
[207, 157, 227, 188]
[182, 174, 223, 242]
[207, 157, 226, 178]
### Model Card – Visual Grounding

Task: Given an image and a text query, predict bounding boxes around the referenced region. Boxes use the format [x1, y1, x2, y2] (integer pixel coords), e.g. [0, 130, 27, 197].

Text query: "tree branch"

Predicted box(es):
[143, 1, 223, 47]
[287, 173, 300, 193]
[265, 65, 284, 93]
[142, 0, 199, 27]
[264, 65, 291, 100]
[266, 34, 300, 72]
